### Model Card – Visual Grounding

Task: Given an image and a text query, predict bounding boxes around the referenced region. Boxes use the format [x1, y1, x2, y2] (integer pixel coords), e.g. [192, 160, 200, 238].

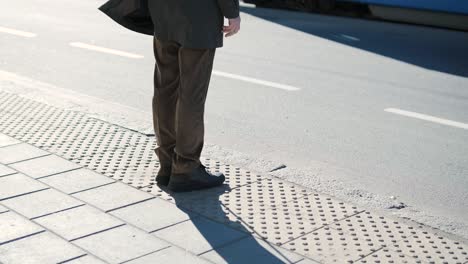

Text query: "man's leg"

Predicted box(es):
[171, 47, 216, 174]
[152, 37, 180, 183]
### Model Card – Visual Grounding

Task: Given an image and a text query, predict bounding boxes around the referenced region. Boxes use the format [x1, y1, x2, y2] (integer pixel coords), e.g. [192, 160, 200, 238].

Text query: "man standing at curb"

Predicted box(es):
[99, 0, 240, 192]
[149, 0, 241, 192]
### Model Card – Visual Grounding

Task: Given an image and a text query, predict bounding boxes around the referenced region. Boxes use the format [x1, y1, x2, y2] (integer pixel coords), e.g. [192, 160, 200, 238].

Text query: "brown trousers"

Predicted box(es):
[152, 37, 216, 175]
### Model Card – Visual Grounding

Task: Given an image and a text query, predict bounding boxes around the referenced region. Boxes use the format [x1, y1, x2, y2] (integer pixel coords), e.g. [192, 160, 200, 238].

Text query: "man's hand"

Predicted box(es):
[223, 16, 241, 37]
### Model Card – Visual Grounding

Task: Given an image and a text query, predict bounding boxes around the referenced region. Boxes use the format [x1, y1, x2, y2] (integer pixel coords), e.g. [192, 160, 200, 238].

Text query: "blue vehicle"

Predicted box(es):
[243, 0, 468, 30]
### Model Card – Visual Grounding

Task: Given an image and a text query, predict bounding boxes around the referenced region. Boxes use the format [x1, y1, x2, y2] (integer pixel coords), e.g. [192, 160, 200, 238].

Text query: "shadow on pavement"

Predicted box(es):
[160, 185, 299, 264]
[240, 5, 468, 77]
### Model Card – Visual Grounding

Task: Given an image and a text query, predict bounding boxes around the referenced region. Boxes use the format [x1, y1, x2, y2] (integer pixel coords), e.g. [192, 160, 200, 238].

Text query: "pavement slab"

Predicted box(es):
[9, 154, 81, 179]
[0, 143, 49, 164]
[0, 204, 8, 213]
[0, 133, 20, 147]
[72, 225, 169, 264]
[0, 173, 49, 201]
[0, 164, 15, 177]
[64, 255, 108, 264]
[126, 246, 212, 264]
[1, 188, 84, 219]
[0, 231, 85, 264]
[109, 198, 193, 233]
[0, 211, 44, 245]
[34, 205, 124, 241]
[72, 181, 154, 212]
[153, 216, 248, 255]
[39, 167, 115, 194]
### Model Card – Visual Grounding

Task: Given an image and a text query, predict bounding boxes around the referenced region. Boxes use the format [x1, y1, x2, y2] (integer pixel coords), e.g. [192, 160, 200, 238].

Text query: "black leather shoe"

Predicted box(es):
[155, 166, 171, 186]
[168, 164, 225, 192]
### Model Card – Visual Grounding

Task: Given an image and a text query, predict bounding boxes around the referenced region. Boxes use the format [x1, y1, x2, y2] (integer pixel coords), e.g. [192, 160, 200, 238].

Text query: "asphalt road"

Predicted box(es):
[1, 0, 467, 237]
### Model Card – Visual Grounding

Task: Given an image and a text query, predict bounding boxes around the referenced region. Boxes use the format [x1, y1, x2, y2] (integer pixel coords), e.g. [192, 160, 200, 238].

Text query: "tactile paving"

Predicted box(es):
[44, 120, 151, 160]
[237, 192, 362, 245]
[73, 141, 157, 174]
[176, 176, 310, 213]
[387, 229, 468, 264]
[104, 160, 160, 188]
[0, 93, 51, 118]
[331, 211, 424, 247]
[283, 225, 382, 263]
[1, 112, 89, 145]
[358, 247, 423, 263]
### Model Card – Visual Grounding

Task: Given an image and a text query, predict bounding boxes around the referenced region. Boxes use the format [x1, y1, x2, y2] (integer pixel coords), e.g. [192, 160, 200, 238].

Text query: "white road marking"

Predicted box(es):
[385, 108, 468, 130]
[212, 70, 300, 91]
[69, 42, 144, 59]
[0, 26, 36, 38]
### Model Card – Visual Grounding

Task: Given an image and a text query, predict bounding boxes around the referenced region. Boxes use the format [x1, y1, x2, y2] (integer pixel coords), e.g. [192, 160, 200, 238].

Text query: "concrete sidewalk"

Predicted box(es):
[0, 90, 467, 264]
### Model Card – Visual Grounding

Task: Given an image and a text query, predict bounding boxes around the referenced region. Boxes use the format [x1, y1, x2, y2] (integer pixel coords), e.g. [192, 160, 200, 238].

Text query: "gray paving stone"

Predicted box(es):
[110, 198, 192, 232]
[126, 246, 212, 264]
[2, 188, 84, 219]
[64, 255, 108, 264]
[34, 205, 124, 241]
[9, 155, 81, 179]
[0, 211, 44, 244]
[153, 217, 248, 255]
[0, 231, 85, 264]
[296, 258, 321, 264]
[0, 143, 49, 164]
[0, 173, 49, 201]
[39, 168, 115, 194]
[0, 134, 20, 147]
[73, 225, 169, 264]
[72, 182, 153, 212]
[200, 236, 305, 264]
[0, 204, 8, 213]
[0, 164, 16, 177]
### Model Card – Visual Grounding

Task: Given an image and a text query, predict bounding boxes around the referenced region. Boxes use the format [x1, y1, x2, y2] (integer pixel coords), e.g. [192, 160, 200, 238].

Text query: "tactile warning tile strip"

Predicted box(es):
[0, 112, 89, 145]
[0, 93, 51, 118]
[282, 225, 382, 263]
[331, 211, 423, 248]
[237, 192, 362, 245]
[0, 93, 76, 123]
[106, 160, 160, 188]
[73, 141, 157, 174]
[386, 229, 468, 264]
[358, 247, 424, 264]
[44, 120, 151, 160]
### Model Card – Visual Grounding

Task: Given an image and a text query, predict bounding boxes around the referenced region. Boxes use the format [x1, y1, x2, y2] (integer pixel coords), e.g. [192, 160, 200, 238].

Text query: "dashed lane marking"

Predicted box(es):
[0, 26, 36, 38]
[69, 42, 144, 59]
[385, 108, 468, 130]
[212, 70, 300, 91]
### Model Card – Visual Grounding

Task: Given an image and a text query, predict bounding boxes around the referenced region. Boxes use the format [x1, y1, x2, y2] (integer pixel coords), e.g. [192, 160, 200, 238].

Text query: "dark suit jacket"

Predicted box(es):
[99, 0, 239, 49]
